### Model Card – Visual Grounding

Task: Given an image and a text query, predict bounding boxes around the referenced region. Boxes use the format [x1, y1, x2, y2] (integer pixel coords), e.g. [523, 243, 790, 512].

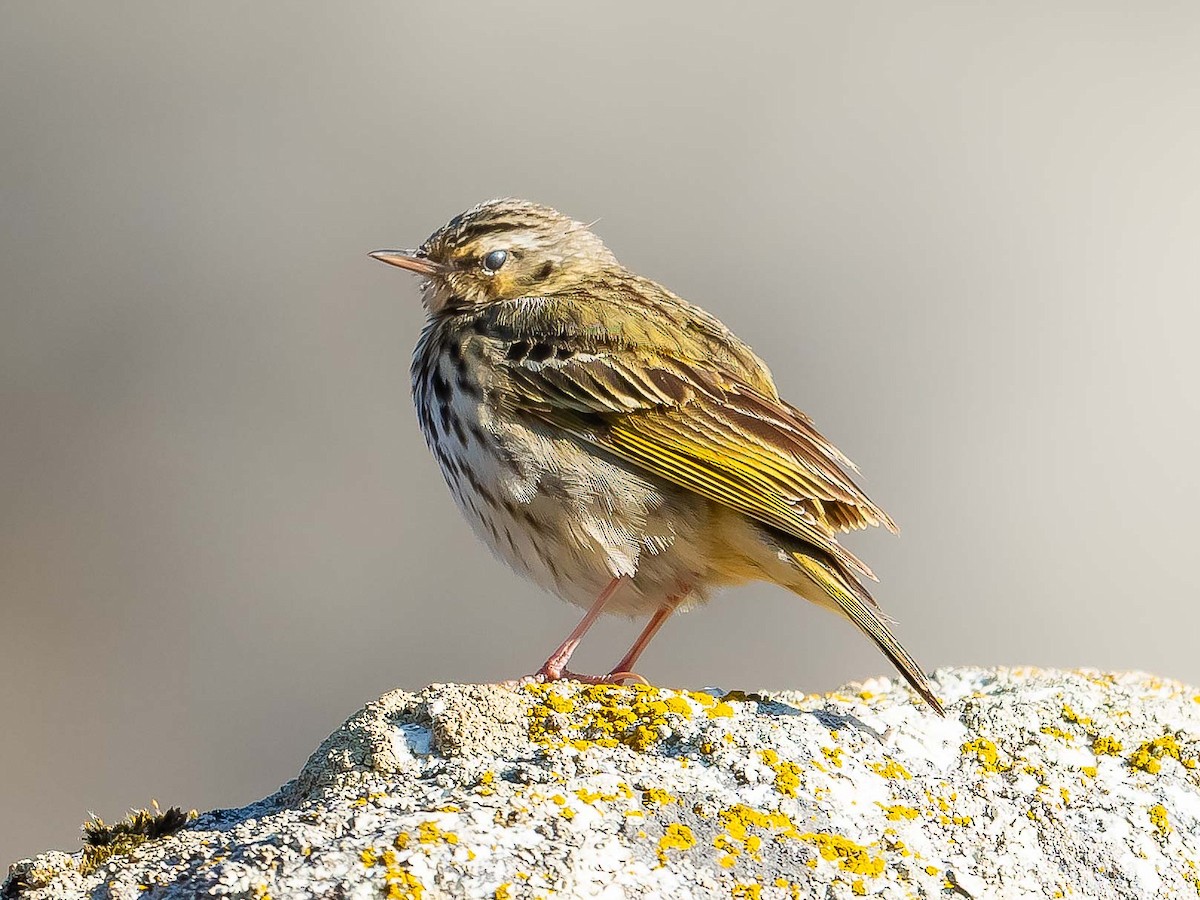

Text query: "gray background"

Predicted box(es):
[3, 0, 1199, 864]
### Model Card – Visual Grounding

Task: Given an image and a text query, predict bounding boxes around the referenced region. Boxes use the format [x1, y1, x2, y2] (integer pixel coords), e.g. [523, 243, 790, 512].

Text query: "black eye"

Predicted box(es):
[482, 249, 508, 272]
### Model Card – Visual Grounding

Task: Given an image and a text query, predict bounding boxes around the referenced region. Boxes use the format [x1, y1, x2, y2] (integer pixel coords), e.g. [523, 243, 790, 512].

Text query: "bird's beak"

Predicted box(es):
[369, 250, 445, 276]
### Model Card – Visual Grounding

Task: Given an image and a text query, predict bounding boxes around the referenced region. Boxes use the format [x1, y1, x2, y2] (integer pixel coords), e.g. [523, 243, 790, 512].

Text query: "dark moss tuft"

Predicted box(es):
[79, 803, 195, 875]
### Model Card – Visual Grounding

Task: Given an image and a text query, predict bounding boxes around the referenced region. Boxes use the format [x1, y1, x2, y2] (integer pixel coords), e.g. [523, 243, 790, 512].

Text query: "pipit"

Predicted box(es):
[371, 199, 943, 714]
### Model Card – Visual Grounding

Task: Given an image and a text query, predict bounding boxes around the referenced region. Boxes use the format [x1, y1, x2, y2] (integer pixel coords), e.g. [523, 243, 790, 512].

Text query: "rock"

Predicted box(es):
[5, 667, 1200, 899]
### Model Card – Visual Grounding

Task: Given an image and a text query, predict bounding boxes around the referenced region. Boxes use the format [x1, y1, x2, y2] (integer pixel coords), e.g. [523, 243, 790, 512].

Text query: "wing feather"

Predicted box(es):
[505, 348, 895, 581]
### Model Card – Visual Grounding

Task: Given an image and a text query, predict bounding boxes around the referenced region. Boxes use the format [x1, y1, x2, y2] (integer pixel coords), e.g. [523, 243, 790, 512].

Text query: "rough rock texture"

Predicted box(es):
[6, 668, 1200, 899]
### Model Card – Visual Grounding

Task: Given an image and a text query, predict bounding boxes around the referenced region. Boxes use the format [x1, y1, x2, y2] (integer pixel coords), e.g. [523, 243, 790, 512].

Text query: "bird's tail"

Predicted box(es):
[789, 551, 945, 716]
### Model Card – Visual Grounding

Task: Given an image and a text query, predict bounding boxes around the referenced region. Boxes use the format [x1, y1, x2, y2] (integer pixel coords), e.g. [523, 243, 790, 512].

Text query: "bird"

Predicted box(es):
[370, 199, 944, 714]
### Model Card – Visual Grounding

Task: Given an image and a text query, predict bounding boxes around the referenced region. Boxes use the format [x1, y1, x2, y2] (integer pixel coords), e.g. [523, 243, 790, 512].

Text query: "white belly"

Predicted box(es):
[415, 358, 720, 616]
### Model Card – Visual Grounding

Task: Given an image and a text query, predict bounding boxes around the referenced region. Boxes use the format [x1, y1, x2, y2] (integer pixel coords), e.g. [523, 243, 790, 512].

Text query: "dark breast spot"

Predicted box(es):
[468, 422, 490, 446]
[506, 340, 531, 361]
[431, 439, 453, 471]
[450, 415, 468, 446]
[432, 371, 451, 402]
[527, 343, 554, 363]
[417, 397, 436, 436]
[456, 373, 482, 399]
[521, 507, 550, 535]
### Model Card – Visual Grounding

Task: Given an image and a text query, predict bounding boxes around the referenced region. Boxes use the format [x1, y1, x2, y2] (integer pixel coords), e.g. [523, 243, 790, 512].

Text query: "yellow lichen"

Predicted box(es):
[416, 821, 457, 845]
[363, 847, 424, 900]
[800, 832, 885, 877]
[478, 770, 495, 796]
[713, 804, 801, 867]
[1149, 804, 1171, 836]
[642, 788, 677, 808]
[878, 804, 920, 821]
[665, 696, 693, 717]
[925, 865, 940, 876]
[1062, 704, 1094, 730]
[869, 759, 912, 780]
[1091, 736, 1123, 756]
[656, 823, 695, 865]
[730, 884, 763, 900]
[1183, 859, 1200, 898]
[851, 880, 867, 896]
[821, 746, 845, 768]
[1129, 733, 1197, 774]
[961, 737, 1009, 773]
[575, 783, 633, 805]
[707, 701, 735, 719]
[354, 791, 388, 807]
[760, 749, 802, 797]
[1040, 725, 1074, 742]
[494, 885, 513, 900]
[1080, 766, 1098, 778]
[525, 683, 694, 751]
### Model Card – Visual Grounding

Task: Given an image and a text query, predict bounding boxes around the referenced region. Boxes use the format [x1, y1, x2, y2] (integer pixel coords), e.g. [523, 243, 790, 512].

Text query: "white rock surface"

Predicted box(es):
[5, 668, 1200, 899]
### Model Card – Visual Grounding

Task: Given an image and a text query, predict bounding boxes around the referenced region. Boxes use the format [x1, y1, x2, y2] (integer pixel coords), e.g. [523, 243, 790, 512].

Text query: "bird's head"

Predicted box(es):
[371, 199, 618, 315]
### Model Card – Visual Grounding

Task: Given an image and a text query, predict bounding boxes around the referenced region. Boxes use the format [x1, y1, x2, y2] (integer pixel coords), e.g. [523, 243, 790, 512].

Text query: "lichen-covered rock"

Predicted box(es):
[6, 668, 1200, 899]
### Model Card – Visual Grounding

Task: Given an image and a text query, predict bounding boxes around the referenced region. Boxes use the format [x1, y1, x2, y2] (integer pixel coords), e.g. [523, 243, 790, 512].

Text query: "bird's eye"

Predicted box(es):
[482, 249, 508, 272]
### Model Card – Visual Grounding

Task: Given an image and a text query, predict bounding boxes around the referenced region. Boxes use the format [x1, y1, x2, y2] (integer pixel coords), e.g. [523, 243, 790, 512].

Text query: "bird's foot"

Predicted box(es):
[500, 667, 651, 688]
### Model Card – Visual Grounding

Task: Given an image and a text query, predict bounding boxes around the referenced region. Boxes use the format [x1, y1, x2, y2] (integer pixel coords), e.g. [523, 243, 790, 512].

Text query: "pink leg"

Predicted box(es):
[607, 592, 686, 680]
[534, 576, 627, 681]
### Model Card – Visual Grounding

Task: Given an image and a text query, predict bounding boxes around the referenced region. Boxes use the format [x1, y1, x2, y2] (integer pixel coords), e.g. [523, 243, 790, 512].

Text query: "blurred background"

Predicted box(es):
[3, 0, 1199, 863]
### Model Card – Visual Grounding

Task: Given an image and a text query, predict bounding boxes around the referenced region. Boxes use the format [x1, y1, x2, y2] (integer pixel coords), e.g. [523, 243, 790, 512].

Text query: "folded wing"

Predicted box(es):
[504, 347, 895, 583]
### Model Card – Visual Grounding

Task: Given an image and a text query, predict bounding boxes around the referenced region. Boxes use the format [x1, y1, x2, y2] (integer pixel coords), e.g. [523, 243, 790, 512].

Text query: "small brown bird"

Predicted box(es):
[372, 199, 943, 714]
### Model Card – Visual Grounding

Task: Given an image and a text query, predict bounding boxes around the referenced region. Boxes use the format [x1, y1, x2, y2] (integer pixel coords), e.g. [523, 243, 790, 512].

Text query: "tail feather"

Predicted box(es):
[791, 552, 945, 716]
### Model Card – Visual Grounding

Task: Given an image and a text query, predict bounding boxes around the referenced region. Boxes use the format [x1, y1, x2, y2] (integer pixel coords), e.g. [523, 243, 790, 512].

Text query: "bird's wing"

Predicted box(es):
[503, 347, 895, 582]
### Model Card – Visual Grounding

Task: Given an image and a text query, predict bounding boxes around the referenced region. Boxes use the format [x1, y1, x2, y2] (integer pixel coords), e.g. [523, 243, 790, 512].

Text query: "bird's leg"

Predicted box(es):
[606, 591, 686, 683]
[533, 576, 627, 681]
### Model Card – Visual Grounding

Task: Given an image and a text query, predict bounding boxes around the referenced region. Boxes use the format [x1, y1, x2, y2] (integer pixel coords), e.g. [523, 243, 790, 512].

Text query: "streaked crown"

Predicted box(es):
[374, 199, 619, 315]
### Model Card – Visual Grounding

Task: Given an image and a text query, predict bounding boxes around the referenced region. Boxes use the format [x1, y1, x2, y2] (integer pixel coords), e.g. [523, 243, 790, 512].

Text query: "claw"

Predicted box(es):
[605, 670, 652, 686]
